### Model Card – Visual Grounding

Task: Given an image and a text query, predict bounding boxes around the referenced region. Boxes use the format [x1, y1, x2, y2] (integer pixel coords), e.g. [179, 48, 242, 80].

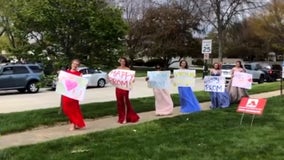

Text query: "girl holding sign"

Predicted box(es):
[177, 60, 201, 113]
[227, 61, 249, 103]
[146, 65, 174, 116]
[209, 63, 230, 108]
[61, 59, 86, 131]
[115, 57, 140, 124]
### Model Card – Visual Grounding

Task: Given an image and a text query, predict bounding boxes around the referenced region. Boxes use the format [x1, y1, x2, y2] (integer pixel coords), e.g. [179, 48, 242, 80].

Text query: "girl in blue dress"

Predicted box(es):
[209, 63, 230, 108]
[178, 60, 201, 113]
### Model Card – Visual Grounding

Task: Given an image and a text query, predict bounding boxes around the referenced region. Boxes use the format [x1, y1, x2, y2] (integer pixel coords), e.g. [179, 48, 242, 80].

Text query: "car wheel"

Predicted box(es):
[27, 81, 40, 93]
[258, 75, 265, 84]
[17, 89, 26, 93]
[97, 79, 106, 88]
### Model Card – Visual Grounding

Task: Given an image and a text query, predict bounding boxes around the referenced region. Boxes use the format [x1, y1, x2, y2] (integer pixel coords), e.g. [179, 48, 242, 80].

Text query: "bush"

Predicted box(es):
[145, 58, 164, 67]
[132, 59, 145, 66]
[193, 59, 204, 66]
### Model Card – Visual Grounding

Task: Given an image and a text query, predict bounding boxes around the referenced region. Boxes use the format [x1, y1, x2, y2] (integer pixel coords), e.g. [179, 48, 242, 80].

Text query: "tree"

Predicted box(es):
[222, 20, 266, 61]
[131, 3, 202, 67]
[191, 0, 264, 61]
[6, 0, 128, 67]
[248, 0, 284, 56]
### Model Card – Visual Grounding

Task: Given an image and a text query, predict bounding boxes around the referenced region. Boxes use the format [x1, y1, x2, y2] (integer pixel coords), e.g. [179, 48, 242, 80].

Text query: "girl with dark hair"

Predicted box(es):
[115, 57, 139, 124]
[178, 60, 201, 113]
[145, 64, 173, 116]
[209, 62, 230, 108]
[61, 59, 86, 131]
[227, 60, 249, 103]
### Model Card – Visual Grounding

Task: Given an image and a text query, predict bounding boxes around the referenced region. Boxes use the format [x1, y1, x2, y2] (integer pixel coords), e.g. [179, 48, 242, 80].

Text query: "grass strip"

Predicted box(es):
[1, 96, 283, 159]
[0, 82, 281, 135]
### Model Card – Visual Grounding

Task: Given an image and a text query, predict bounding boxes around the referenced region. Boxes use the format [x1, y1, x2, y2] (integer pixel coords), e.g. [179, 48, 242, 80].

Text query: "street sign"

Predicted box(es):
[204, 53, 209, 60]
[202, 39, 212, 54]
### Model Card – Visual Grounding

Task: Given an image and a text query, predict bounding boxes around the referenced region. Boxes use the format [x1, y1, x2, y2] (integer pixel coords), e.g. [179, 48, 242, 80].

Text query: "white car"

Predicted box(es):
[221, 63, 265, 84]
[51, 67, 108, 89]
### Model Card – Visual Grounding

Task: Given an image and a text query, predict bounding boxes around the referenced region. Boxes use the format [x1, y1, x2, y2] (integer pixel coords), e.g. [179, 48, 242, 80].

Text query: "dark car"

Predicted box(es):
[260, 63, 282, 82]
[0, 63, 44, 93]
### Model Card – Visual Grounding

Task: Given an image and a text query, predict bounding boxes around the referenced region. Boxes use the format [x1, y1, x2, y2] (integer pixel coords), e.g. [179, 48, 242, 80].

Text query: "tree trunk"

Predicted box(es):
[218, 30, 223, 62]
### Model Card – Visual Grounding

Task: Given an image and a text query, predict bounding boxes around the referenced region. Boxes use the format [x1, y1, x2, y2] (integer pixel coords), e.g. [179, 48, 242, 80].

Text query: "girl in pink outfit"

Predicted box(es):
[146, 65, 173, 116]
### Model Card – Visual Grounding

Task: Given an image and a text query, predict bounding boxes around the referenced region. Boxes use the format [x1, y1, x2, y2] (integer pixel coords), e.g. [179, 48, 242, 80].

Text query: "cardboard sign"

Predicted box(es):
[173, 70, 195, 87]
[204, 76, 225, 92]
[237, 97, 267, 115]
[282, 68, 284, 78]
[56, 71, 88, 101]
[232, 72, 253, 89]
[108, 69, 135, 90]
[147, 71, 171, 89]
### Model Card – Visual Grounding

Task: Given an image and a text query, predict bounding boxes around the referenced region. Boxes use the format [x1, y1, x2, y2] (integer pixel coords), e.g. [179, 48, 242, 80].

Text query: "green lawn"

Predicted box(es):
[1, 96, 283, 160]
[0, 82, 281, 135]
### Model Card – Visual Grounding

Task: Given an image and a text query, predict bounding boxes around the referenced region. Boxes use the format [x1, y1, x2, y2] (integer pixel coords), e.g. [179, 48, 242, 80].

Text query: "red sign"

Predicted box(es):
[237, 98, 267, 115]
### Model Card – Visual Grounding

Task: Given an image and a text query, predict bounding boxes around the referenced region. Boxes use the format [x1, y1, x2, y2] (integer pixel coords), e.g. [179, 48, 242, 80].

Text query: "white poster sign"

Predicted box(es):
[173, 70, 195, 87]
[147, 71, 171, 89]
[204, 76, 226, 92]
[56, 71, 88, 101]
[232, 72, 253, 89]
[108, 69, 135, 90]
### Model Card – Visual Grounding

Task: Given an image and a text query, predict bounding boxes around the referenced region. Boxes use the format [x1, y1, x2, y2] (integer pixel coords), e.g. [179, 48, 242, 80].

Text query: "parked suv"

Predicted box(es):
[260, 63, 282, 82]
[0, 63, 43, 93]
[244, 63, 265, 83]
[221, 62, 265, 84]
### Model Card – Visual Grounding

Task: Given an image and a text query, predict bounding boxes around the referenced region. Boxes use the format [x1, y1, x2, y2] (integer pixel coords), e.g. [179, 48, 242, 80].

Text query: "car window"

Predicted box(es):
[80, 69, 87, 75]
[221, 65, 234, 69]
[13, 66, 29, 74]
[244, 65, 251, 70]
[255, 64, 261, 70]
[88, 69, 95, 74]
[28, 65, 42, 73]
[2, 67, 13, 75]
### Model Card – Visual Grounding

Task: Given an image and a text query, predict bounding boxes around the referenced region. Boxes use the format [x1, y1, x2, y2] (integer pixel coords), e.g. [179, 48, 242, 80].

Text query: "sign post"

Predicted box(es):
[202, 39, 212, 79]
[281, 60, 284, 96]
[237, 97, 267, 127]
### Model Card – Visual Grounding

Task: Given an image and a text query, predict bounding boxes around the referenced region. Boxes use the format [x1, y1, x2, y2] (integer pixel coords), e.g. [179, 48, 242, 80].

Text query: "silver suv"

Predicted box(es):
[0, 63, 44, 93]
[221, 62, 265, 84]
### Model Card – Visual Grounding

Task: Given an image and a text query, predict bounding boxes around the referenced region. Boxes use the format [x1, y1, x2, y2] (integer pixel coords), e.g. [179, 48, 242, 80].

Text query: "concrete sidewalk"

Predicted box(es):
[0, 90, 281, 150]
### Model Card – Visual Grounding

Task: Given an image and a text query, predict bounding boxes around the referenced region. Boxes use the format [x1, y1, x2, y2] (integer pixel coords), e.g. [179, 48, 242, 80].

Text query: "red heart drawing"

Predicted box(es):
[65, 79, 78, 91]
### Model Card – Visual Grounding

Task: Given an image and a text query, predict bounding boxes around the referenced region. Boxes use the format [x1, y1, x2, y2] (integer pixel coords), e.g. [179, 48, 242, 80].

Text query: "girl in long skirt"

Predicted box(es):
[115, 57, 140, 124]
[61, 59, 86, 131]
[209, 62, 230, 108]
[178, 60, 201, 113]
[227, 61, 249, 103]
[146, 65, 173, 116]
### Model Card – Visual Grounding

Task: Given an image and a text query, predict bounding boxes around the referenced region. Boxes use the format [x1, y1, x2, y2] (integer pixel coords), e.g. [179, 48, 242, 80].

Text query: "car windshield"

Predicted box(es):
[272, 65, 282, 70]
[221, 65, 234, 69]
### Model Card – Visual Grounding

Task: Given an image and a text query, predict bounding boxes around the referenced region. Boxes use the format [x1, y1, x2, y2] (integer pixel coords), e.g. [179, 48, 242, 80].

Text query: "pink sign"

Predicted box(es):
[232, 72, 253, 89]
[108, 69, 135, 90]
[56, 71, 88, 101]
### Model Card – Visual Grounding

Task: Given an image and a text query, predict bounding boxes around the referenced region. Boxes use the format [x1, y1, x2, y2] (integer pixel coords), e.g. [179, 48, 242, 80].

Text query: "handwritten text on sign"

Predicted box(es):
[108, 69, 135, 90]
[147, 71, 171, 89]
[232, 72, 252, 89]
[173, 70, 195, 87]
[204, 76, 225, 92]
[56, 71, 88, 101]
[237, 97, 267, 115]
